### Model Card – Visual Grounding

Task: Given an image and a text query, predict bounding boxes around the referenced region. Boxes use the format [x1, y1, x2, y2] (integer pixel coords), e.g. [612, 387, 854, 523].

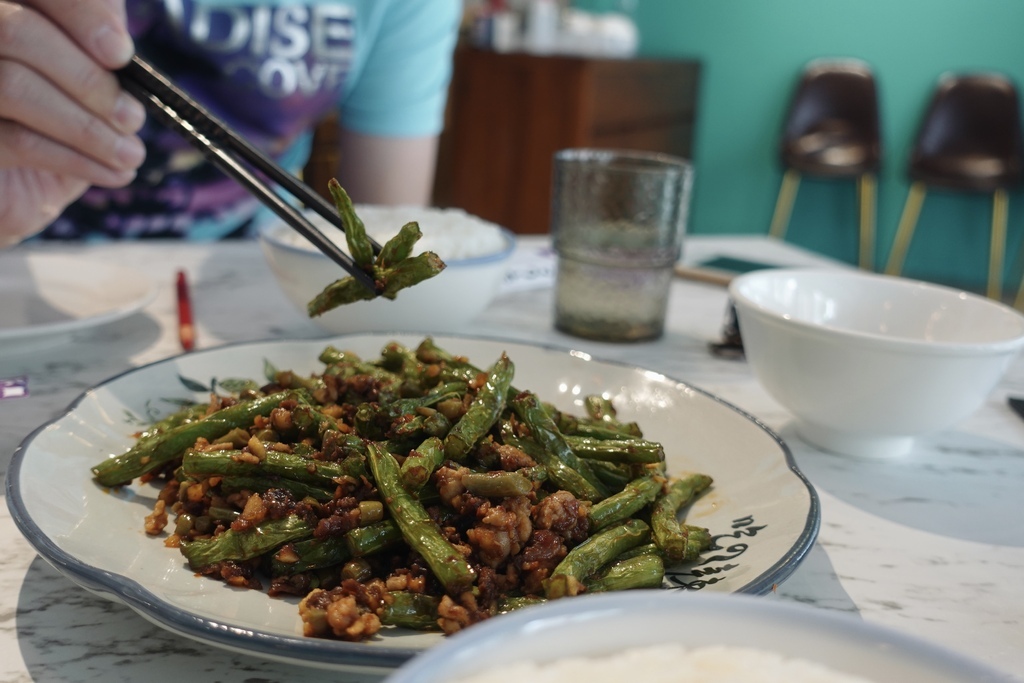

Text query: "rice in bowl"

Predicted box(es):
[258, 205, 516, 334]
[451, 644, 874, 683]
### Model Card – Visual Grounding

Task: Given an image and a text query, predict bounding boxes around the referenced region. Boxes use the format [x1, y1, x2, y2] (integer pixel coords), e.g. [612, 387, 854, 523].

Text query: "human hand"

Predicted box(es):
[0, 0, 144, 247]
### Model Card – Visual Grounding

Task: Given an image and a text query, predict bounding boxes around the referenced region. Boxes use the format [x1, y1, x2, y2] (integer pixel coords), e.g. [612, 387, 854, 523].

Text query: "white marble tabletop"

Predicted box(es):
[1, 235, 1022, 683]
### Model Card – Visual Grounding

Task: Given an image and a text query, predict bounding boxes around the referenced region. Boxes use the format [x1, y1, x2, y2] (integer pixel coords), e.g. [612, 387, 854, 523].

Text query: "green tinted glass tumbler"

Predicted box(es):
[551, 149, 694, 342]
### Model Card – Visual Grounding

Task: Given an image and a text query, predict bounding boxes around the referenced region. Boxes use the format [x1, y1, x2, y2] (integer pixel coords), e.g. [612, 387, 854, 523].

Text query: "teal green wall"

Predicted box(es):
[584, 0, 1024, 293]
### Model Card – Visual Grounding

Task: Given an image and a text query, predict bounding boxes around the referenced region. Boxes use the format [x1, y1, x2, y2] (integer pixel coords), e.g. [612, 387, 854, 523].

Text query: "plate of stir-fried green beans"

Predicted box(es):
[7, 334, 819, 672]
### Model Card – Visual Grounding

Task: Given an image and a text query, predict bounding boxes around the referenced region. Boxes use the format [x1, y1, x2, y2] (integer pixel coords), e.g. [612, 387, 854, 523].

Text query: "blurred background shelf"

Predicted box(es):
[431, 47, 701, 234]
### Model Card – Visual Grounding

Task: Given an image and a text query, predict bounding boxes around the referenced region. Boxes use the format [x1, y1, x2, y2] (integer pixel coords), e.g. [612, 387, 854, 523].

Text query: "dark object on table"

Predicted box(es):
[768, 59, 881, 270]
[885, 73, 1023, 302]
[1008, 396, 1024, 422]
[709, 301, 744, 359]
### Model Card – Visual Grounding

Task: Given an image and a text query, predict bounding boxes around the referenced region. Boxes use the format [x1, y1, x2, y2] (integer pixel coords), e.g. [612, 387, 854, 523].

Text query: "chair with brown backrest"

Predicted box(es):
[769, 58, 882, 270]
[884, 73, 1023, 301]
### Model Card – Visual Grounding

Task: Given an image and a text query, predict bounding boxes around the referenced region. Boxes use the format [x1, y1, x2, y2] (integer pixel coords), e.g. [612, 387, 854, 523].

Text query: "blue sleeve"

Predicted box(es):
[341, 0, 461, 137]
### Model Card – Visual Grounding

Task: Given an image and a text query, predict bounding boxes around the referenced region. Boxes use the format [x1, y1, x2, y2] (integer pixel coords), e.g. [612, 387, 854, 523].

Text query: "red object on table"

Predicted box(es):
[176, 270, 195, 352]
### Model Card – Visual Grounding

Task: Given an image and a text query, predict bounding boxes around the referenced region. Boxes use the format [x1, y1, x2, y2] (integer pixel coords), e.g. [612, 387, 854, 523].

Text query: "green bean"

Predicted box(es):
[376, 222, 422, 270]
[366, 443, 477, 594]
[553, 412, 641, 440]
[461, 470, 533, 498]
[216, 476, 336, 502]
[651, 473, 714, 565]
[585, 553, 665, 592]
[417, 338, 522, 399]
[683, 524, 713, 561]
[380, 592, 441, 631]
[501, 429, 600, 503]
[327, 178, 374, 269]
[498, 595, 546, 613]
[544, 519, 650, 599]
[270, 537, 350, 575]
[378, 251, 446, 300]
[587, 476, 663, 530]
[92, 391, 295, 487]
[582, 396, 643, 437]
[307, 277, 376, 315]
[511, 392, 609, 501]
[444, 353, 514, 460]
[356, 392, 461, 440]
[135, 402, 209, 442]
[400, 436, 445, 491]
[345, 520, 404, 557]
[180, 515, 313, 570]
[615, 542, 663, 561]
[586, 459, 633, 491]
[377, 341, 425, 384]
[565, 435, 665, 464]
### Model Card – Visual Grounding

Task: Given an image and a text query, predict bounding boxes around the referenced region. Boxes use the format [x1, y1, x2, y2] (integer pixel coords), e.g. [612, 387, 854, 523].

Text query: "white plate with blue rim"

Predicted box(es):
[0, 251, 156, 351]
[7, 333, 819, 673]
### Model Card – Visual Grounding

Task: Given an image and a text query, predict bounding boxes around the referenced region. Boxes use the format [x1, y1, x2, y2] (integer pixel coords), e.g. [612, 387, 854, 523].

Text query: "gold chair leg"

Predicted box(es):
[988, 188, 1008, 301]
[857, 173, 877, 271]
[885, 181, 927, 276]
[769, 169, 801, 239]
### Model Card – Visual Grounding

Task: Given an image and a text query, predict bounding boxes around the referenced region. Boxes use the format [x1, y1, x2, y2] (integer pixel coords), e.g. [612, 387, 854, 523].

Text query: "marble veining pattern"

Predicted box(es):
[1, 237, 1021, 682]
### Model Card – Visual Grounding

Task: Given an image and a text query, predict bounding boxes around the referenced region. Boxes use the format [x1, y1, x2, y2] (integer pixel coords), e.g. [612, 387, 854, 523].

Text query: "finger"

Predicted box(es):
[14, 0, 132, 69]
[0, 172, 89, 245]
[0, 61, 145, 172]
[0, 4, 144, 135]
[0, 119, 137, 188]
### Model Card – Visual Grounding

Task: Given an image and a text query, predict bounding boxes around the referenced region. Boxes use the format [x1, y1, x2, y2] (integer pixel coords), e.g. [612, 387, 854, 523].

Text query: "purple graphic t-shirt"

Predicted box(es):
[41, 0, 459, 241]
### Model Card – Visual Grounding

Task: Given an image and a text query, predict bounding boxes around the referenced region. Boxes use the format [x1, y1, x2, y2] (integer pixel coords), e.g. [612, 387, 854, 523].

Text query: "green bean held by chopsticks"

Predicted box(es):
[366, 442, 477, 594]
[91, 391, 297, 487]
[327, 178, 374, 269]
[306, 180, 447, 316]
[376, 222, 422, 269]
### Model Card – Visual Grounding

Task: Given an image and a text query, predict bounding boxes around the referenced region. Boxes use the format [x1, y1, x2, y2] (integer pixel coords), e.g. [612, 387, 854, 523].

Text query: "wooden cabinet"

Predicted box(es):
[432, 47, 701, 234]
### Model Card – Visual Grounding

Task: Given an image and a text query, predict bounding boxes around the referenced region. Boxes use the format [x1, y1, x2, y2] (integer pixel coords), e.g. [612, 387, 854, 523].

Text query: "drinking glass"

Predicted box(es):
[551, 149, 694, 342]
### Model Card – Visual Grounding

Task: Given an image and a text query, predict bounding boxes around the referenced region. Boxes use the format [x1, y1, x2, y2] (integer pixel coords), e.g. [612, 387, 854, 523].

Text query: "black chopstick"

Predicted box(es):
[116, 55, 381, 292]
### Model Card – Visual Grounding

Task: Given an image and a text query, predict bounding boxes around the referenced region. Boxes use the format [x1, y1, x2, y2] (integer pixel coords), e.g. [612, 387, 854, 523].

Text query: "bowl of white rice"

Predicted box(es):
[384, 592, 1005, 683]
[258, 205, 515, 334]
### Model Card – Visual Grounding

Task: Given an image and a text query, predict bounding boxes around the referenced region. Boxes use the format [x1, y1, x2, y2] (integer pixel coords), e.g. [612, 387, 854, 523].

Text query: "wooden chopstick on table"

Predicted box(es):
[673, 264, 737, 287]
[176, 269, 195, 352]
[116, 55, 380, 292]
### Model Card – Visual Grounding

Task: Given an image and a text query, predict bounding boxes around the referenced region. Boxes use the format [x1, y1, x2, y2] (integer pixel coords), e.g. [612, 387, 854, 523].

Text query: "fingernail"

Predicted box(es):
[93, 24, 135, 66]
[113, 93, 146, 133]
[114, 135, 146, 169]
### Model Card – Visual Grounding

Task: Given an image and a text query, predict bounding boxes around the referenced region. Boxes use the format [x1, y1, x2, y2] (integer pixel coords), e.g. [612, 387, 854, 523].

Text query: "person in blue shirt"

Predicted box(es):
[0, 0, 461, 244]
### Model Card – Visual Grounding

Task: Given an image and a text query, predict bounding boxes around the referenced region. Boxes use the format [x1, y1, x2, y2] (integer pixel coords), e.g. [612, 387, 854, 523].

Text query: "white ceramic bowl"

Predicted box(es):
[729, 268, 1024, 458]
[258, 206, 516, 334]
[384, 592, 1006, 683]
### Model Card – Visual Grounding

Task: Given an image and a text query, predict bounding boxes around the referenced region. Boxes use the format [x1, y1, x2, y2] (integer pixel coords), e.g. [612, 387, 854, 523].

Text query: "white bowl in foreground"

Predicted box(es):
[259, 206, 516, 334]
[384, 592, 1007, 683]
[729, 268, 1024, 458]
